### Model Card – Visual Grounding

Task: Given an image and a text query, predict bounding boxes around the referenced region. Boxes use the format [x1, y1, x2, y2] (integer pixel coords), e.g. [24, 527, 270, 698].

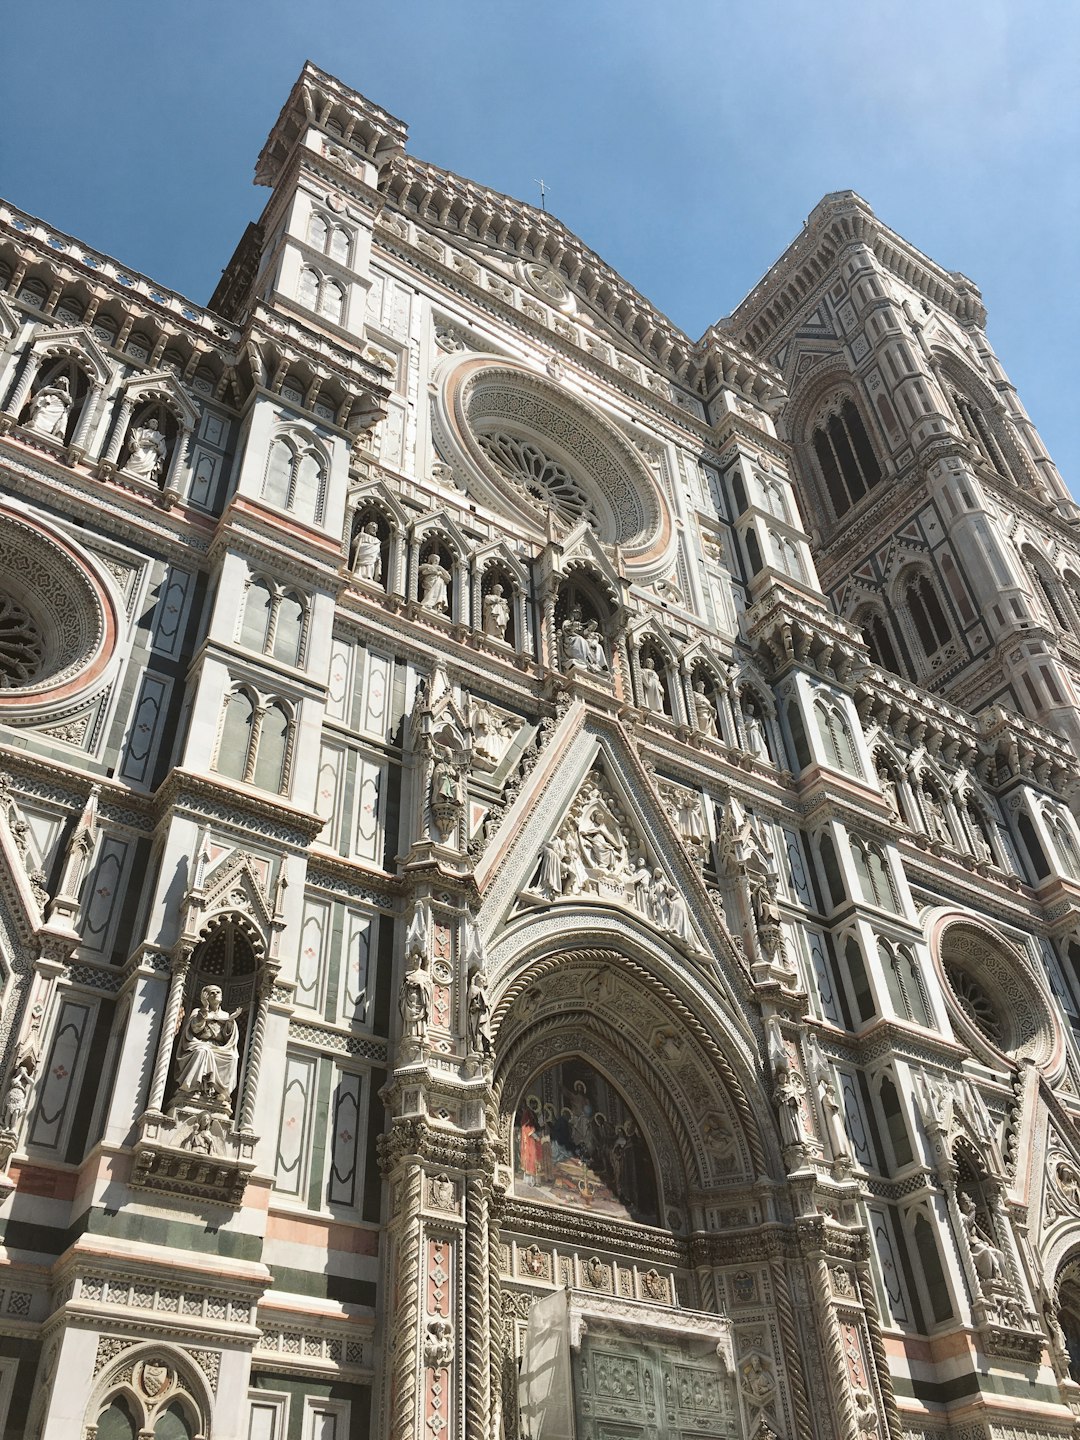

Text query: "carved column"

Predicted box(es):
[855, 1247, 903, 1440]
[382, 1130, 425, 1440]
[238, 969, 275, 1133]
[5, 353, 43, 421]
[807, 1249, 859, 1440]
[146, 945, 192, 1114]
[540, 581, 558, 671]
[464, 1173, 491, 1440]
[69, 382, 104, 457]
[768, 1255, 814, 1440]
[487, 1184, 505, 1440]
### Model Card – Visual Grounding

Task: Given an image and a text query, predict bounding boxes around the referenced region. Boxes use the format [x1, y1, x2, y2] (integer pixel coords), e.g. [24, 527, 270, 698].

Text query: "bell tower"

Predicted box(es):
[727, 191, 1080, 753]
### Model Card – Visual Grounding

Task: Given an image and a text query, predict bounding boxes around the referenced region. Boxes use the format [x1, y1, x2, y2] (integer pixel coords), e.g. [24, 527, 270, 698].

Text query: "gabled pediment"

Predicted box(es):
[475, 708, 750, 1013]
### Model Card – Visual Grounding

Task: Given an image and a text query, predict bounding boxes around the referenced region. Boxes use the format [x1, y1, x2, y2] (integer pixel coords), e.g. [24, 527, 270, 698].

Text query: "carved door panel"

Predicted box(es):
[578, 1334, 738, 1440]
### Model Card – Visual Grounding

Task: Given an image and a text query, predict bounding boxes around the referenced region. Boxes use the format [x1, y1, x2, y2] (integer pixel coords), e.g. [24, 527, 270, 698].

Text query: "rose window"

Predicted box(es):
[944, 963, 1004, 1046]
[0, 593, 45, 688]
[476, 431, 597, 528]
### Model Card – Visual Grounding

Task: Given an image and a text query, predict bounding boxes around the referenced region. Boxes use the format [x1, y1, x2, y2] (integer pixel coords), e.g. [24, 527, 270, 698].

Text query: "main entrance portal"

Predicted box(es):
[519, 1290, 740, 1440]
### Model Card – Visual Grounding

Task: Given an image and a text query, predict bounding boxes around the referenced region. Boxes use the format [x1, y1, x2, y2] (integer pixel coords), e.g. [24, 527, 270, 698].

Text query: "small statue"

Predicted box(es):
[482, 584, 511, 640]
[430, 745, 462, 807]
[647, 868, 670, 928]
[693, 680, 719, 737]
[560, 606, 590, 666]
[400, 959, 433, 1044]
[582, 620, 608, 672]
[466, 969, 494, 1058]
[419, 551, 451, 611]
[773, 1070, 806, 1153]
[536, 836, 567, 900]
[351, 520, 383, 582]
[26, 375, 72, 439]
[959, 1192, 1007, 1287]
[174, 985, 243, 1109]
[639, 657, 666, 713]
[819, 1075, 853, 1170]
[125, 413, 168, 482]
[181, 1111, 217, 1154]
[0, 1054, 35, 1133]
[665, 883, 693, 945]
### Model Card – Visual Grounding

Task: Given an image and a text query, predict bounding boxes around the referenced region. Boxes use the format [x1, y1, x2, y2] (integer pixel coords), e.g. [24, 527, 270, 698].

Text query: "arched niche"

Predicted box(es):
[512, 1053, 660, 1225]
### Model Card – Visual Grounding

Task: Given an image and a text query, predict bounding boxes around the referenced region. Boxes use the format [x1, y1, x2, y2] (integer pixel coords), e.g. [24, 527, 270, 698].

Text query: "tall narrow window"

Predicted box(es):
[217, 689, 255, 781]
[240, 579, 274, 652]
[274, 592, 305, 666]
[955, 394, 1010, 477]
[906, 575, 951, 656]
[815, 699, 856, 772]
[810, 398, 882, 518]
[308, 213, 329, 250]
[264, 439, 294, 509]
[297, 267, 320, 310]
[254, 702, 290, 792]
[860, 610, 903, 675]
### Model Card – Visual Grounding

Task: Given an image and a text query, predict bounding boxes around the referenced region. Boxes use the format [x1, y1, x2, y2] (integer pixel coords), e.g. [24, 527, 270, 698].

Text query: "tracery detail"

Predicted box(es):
[0, 593, 45, 687]
[476, 431, 597, 528]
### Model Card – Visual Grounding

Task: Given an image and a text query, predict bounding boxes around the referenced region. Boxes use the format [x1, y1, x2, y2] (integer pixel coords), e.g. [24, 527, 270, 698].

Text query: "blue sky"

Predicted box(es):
[2, 1, 1076, 484]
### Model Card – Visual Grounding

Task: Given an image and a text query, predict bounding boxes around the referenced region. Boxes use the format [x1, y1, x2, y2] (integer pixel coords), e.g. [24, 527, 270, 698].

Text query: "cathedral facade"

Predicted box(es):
[0, 61, 1079, 1440]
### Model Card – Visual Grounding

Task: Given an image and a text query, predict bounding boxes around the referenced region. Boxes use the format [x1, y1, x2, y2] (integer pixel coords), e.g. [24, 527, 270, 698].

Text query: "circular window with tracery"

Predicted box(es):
[434, 359, 673, 572]
[935, 919, 1059, 1067]
[476, 431, 597, 529]
[943, 963, 1004, 1046]
[0, 502, 118, 712]
[0, 594, 45, 688]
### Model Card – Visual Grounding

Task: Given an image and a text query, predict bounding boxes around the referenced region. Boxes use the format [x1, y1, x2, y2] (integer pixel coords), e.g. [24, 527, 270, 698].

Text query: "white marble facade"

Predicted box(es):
[0, 59, 1078, 1440]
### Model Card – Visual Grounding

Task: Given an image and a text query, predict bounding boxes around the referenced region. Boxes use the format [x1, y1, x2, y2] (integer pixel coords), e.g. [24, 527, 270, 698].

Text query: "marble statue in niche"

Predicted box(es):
[125, 413, 168, 482]
[693, 680, 720, 737]
[351, 519, 383, 582]
[513, 1056, 658, 1224]
[26, 375, 72, 439]
[639, 656, 666, 713]
[0, 1054, 35, 1134]
[419, 551, 451, 611]
[174, 985, 243, 1111]
[560, 606, 608, 673]
[400, 957, 433, 1044]
[467, 968, 494, 1058]
[482, 584, 511, 640]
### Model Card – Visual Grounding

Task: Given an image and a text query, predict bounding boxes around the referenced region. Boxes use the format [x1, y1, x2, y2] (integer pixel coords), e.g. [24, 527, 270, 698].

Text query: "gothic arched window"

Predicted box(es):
[952, 391, 1011, 478]
[859, 608, 903, 675]
[905, 574, 951, 656]
[852, 838, 898, 911]
[814, 698, 857, 772]
[297, 266, 346, 326]
[215, 686, 294, 794]
[238, 578, 307, 667]
[810, 397, 883, 518]
[262, 435, 327, 525]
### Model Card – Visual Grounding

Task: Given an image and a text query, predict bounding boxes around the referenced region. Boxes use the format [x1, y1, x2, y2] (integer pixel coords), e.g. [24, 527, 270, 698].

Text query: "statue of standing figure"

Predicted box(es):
[26, 375, 72, 439]
[125, 413, 168, 482]
[466, 969, 494, 1058]
[351, 520, 383, 582]
[692, 680, 719, 737]
[400, 959, 433, 1044]
[174, 985, 243, 1109]
[482, 584, 511, 640]
[0, 1054, 35, 1134]
[419, 551, 451, 611]
[639, 657, 666, 713]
